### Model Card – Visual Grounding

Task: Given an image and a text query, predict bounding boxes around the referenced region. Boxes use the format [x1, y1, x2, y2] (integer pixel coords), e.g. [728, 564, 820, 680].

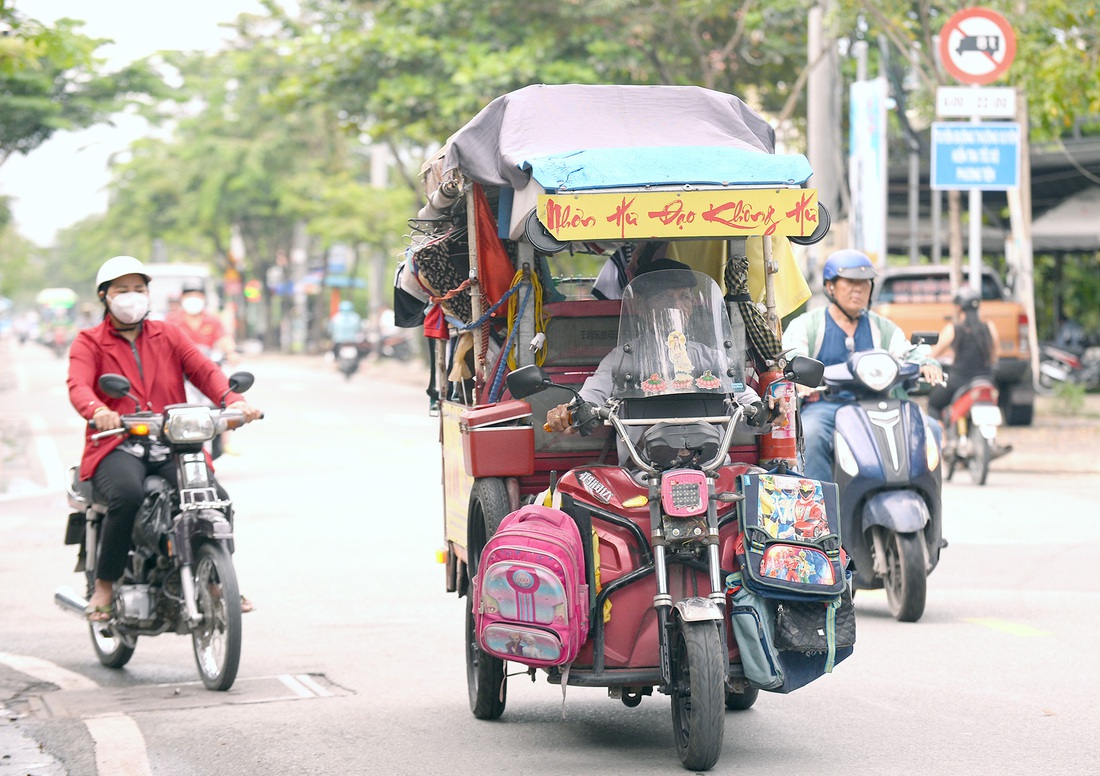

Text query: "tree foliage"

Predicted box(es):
[0, 7, 162, 168]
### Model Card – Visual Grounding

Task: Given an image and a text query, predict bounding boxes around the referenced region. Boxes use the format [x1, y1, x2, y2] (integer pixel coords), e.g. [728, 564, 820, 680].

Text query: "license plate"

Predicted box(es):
[970, 404, 1002, 426]
[339, 345, 359, 358]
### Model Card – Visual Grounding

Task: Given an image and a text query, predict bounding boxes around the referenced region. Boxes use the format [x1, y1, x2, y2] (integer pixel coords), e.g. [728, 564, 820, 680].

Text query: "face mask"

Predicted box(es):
[181, 296, 206, 315]
[108, 292, 149, 325]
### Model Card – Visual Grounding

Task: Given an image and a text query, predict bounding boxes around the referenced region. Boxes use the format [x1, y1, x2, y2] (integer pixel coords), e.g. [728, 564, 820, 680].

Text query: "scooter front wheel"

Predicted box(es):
[670, 620, 725, 771]
[191, 542, 242, 691]
[967, 424, 991, 486]
[881, 530, 927, 623]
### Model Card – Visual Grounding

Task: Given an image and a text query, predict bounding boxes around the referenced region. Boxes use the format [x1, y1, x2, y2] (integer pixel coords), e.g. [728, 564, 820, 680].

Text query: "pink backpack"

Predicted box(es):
[473, 505, 590, 668]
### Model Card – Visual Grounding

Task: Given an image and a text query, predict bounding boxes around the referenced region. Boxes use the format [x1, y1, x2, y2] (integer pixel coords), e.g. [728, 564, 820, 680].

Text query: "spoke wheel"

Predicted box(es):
[944, 424, 958, 481]
[881, 530, 927, 623]
[191, 542, 241, 691]
[86, 570, 135, 668]
[670, 620, 725, 771]
[465, 479, 509, 719]
[967, 424, 990, 486]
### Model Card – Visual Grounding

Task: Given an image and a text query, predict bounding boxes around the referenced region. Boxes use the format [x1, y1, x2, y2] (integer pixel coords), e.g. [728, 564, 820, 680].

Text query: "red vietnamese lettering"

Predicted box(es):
[702, 199, 778, 235]
[647, 199, 696, 230]
[545, 198, 596, 231]
[785, 191, 817, 234]
[606, 196, 639, 238]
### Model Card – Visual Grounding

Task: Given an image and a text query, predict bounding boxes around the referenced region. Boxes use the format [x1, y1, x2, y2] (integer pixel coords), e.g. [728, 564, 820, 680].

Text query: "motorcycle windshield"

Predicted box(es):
[611, 269, 744, 399]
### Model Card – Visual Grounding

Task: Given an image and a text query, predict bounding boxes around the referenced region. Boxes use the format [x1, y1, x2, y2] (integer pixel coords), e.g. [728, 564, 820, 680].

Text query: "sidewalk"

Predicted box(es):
[994, 393, 1100, 475]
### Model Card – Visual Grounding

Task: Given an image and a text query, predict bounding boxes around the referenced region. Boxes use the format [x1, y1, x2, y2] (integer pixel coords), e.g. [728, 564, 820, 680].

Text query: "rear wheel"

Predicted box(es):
[967, 424, 990, 486]
[465, 478, 510, 719]
[881, 530, 926, 623]
[724, 683, 759, 711]
[943, 424, 958, 481]
[191, 542, 241, 691]
[670, 620, 725, 771]
[86, 570, 135, 668]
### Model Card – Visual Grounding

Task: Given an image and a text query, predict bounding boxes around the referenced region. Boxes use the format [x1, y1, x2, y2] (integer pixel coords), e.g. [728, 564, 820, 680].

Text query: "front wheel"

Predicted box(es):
[880, 529, 927, 623]
[967, 424, 991, 486]
[465, 478, 510, 719]
[191, 542, 241, 691]
[670, 620, 725, 771]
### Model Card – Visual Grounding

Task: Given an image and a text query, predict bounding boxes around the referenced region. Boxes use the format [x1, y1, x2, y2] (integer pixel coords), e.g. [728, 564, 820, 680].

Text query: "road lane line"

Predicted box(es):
[0, 652, 153, 774]
[0, 651, 97, 691]
[963, 617, 1052, 637]
[277, 674, 315, 698]
[30, 414, 65, 493]
[295, 674, 334, 697]
[85, 714, 153, 776]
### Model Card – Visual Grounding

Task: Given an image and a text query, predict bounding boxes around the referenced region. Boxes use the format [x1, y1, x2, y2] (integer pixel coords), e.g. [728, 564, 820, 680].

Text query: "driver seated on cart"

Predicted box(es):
[545, 259, 775, 466]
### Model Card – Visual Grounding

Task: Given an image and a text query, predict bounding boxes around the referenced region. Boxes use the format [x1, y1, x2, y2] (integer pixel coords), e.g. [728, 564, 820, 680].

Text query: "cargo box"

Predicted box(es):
[460, 400, 535, 478]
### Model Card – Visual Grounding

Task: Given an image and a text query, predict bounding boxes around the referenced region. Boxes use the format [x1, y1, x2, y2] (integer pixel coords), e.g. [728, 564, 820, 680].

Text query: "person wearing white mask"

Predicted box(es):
[166, 278, 240, 365]
[67, 256, 263, 620]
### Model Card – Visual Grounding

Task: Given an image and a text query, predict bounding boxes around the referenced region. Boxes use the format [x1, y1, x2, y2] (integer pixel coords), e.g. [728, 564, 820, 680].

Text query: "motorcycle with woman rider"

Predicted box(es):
[928, 286, 1011, 485]
[783, 249, 946, 621]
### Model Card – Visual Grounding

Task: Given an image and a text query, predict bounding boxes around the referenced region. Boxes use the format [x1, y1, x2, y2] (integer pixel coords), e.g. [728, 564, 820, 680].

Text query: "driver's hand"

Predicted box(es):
[796, 384, 817, 398]
[227, 400, 263, 423]
[921, 363, 945, 386]
[92, 409, 122, 431]
[545, 403, 576, 434]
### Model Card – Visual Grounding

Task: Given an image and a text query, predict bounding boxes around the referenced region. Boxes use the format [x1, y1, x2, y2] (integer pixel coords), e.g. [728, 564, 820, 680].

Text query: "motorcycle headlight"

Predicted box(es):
[925, 422, 941, 471]
[164, 407, 216, 443]
[854, 353, 899, 393]
[834, 432, 859, 477]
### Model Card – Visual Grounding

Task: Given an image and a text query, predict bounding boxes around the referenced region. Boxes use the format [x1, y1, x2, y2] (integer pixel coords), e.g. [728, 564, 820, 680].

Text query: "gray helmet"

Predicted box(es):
[954, 286, 981, 311]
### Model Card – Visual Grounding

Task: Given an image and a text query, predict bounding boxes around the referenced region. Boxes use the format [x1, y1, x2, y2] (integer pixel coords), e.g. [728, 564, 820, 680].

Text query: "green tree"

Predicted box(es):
[0, 8, 161, 169]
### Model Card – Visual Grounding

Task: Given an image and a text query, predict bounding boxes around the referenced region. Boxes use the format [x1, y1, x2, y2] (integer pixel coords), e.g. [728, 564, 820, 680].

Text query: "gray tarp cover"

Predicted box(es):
[440, 84, 777, 190]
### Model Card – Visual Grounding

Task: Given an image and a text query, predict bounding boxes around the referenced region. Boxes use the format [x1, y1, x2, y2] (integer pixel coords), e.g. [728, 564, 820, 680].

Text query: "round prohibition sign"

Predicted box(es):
[939, 7, 1016, 85]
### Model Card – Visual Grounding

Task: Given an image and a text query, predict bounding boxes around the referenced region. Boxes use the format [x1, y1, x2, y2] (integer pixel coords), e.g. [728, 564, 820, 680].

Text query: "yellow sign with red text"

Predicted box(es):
[537, 188, 819, 241]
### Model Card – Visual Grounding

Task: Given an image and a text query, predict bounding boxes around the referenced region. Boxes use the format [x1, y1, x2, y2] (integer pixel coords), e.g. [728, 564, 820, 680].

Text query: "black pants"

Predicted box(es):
[927, 369, 986, 421]
[91, 449, 228, 582]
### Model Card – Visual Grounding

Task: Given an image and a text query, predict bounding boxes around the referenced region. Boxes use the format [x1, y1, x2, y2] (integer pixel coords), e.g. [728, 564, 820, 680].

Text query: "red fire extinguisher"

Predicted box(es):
[757, 368, 798, 470]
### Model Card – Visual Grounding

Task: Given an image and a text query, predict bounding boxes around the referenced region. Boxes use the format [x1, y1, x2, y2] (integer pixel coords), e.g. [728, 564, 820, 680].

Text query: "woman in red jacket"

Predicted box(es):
[68, 256, 263, 621]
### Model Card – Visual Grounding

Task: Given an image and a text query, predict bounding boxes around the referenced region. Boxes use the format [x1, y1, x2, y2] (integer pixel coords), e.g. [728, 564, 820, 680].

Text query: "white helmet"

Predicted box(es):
[96, 256, 151, 292]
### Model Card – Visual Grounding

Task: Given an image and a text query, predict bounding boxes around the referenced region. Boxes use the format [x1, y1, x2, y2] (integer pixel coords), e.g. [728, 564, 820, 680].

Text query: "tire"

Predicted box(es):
[943, 424, 958, 482]
[967, 423, 990, 486]
[465, 478, 510, 719]
[670, 620, 725, 771]
[724, 684, 759, 711]
[881, 530, 927, 623]
[191, 542, 242, 691]
[1003, 401, 1033, 427]
[86, 569, 135, 669]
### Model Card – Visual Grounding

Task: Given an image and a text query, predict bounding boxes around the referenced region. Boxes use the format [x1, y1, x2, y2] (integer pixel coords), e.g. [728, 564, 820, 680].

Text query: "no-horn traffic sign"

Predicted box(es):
[939, 7, 1016, 85]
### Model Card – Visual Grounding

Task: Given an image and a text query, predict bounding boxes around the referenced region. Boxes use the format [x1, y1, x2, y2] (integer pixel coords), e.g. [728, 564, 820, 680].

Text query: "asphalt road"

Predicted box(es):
[2, 338, 1098, 775]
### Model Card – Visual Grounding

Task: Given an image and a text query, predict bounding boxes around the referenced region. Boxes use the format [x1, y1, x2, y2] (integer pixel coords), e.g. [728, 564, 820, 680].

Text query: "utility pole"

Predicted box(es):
[807, 0, 839, 281]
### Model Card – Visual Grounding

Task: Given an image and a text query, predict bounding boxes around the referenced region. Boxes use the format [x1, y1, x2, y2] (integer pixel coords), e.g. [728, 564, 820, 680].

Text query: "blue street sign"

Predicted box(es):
[931, 122, 1020, 190]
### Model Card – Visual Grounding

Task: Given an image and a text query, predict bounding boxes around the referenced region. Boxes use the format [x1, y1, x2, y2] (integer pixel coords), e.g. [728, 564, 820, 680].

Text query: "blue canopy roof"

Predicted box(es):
[521, 146, 812, 191]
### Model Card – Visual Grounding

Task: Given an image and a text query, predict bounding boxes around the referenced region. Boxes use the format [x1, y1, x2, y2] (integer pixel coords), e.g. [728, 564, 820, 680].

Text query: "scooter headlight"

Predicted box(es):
[834, 432, 859, 477]
[853, 353, 899, 393]
[164, 407, 216, 443]
[925, 422, 941, 471]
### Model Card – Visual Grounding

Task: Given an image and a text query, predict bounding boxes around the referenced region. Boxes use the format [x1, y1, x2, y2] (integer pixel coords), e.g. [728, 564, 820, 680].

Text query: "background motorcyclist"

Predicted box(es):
[166, 278, 240, 364]
[328, 300, 363, 358]
[545, 259, 774, 462]
[67, 256, 262, 621]
[782, 249, 943, 482]
[927, 286, 999, 423]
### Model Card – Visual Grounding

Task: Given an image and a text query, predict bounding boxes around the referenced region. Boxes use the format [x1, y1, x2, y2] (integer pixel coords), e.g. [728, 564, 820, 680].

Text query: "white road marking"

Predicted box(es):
[85, 715, 153, 776]
[277, 674, 316, 698]
[30, 414, 65, 493]
[294, 674, 334, 697]
[0, 652, 153, 775]
[0, 651, 96, 691]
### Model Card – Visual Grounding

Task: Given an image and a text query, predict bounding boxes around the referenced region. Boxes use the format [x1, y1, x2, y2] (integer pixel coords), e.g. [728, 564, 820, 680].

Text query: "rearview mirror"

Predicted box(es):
[506, 364, 553, 399]
[98, 373, 132, 399]
[911, 331, 939, 346]
[785, 355, 825, 389]
[227, 371, 255, 394]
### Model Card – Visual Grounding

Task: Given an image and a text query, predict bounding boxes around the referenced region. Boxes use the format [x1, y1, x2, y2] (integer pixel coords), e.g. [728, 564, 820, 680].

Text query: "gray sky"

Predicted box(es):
[2, 0, 272, 246]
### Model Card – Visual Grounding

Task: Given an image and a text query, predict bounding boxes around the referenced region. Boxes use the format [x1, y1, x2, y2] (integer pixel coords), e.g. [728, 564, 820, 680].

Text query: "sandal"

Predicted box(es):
[240, 595, 255, 614]
[84, 604, 112, 622]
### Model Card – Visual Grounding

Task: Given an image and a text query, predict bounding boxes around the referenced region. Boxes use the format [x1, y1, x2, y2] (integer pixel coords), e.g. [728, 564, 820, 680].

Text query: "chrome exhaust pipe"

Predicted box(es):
[55, 586, 89, 619]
